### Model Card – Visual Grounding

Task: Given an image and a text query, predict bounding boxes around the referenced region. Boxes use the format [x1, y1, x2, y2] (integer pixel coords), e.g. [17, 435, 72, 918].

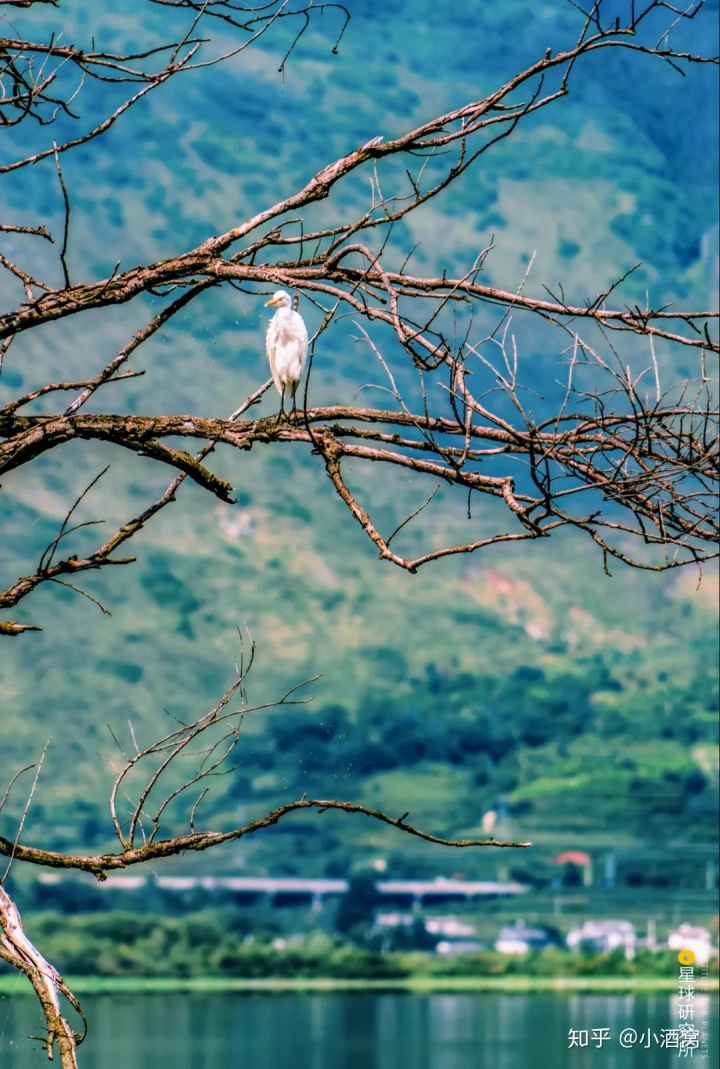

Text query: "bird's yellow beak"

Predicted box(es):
[265, 297, 280, 306]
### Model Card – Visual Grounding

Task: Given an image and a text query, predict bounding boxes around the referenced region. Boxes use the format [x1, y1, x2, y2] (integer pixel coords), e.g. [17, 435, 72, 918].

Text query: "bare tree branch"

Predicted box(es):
[0, 646, 531, 914]
[0, 886, 85, 1069]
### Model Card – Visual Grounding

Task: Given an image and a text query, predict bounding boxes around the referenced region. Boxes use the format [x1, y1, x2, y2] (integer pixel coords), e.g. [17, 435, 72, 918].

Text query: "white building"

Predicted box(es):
[495, 920, 553, 954]
[436, 939, 484, 956]
[566, 919, 636, 959]
[668, 924, 715, 966]
[425, 917, 476, 939]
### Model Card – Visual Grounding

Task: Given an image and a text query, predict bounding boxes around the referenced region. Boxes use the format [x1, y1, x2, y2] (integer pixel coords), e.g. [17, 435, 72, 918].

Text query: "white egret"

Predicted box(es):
[264, 290, 308, 420]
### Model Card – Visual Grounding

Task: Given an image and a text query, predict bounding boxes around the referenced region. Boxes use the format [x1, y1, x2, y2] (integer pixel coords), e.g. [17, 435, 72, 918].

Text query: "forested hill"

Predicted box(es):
[0, 0, 717, 877]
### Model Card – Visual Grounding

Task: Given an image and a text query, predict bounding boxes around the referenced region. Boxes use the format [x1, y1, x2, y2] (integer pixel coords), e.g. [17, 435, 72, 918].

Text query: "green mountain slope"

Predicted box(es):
[0, 1, 717, 878]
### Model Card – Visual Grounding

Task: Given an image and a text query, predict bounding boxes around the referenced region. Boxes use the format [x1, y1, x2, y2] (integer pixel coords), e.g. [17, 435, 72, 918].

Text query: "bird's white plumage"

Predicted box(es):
[264, 290, 308, 409]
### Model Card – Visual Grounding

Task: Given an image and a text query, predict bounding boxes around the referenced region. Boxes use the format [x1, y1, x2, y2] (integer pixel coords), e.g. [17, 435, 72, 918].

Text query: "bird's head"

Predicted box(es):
[265, 290, 292, 309]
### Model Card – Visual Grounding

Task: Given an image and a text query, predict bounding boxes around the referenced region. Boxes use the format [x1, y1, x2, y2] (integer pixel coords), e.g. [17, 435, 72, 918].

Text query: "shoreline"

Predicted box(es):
[2, 975, 716, 996]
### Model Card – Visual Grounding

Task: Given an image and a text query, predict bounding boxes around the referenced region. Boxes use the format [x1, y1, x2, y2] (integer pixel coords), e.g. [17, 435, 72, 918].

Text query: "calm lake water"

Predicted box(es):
[0, 992, 716, 1068]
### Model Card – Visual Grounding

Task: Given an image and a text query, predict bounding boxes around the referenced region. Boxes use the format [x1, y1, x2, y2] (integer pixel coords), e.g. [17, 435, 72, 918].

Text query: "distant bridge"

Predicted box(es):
[39, 873, 527, 909]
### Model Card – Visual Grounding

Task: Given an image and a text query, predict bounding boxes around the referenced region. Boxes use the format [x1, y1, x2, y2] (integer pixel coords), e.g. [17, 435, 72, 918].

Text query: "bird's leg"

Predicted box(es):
[291, 390, 299, 420]
[276, 387, 286, 425]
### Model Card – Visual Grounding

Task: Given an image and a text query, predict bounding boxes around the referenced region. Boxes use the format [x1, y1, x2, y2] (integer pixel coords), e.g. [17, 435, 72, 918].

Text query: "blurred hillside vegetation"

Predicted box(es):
[0, 0, 717, 878]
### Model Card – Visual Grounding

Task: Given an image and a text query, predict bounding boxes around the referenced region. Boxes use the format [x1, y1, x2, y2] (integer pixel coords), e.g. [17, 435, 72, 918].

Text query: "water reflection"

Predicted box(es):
[0, 992, 716, 1068]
